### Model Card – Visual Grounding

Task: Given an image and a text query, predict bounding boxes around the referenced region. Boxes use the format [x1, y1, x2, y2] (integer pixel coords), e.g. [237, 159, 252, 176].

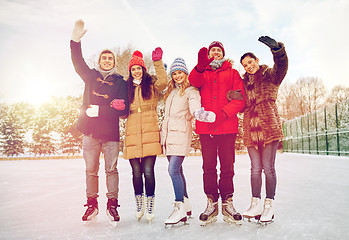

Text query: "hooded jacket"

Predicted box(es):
[70, 40, 129, 141]
[123, 60, 167, 159]
[188, 61, 245, 135]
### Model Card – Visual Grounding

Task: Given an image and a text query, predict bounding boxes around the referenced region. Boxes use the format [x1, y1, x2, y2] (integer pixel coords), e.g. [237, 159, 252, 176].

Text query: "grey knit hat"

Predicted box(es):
[170, 57, 188, 76]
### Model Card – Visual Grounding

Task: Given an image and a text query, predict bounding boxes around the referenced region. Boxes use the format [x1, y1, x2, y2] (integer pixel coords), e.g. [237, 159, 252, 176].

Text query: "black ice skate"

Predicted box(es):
[82, 197, 99, 223]
[106, 198, 120, 227]
[222, 194, 242, 225]
[199, 195, 218, 226]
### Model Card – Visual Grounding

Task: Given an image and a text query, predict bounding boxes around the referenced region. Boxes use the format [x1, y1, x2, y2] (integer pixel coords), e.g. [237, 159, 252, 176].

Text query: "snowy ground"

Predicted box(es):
[1, 153, 349, 240]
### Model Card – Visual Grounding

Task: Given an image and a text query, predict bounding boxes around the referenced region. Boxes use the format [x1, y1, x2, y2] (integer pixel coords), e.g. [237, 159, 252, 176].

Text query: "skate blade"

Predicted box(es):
[223, 216, 242, 225]
[259, 215, 274, 226]
[109, 220, 118, 227]
[83, 216, 97, 226]
[200, 216, 217, 226]
[243, 215, 261, 223]
[165, 217, 188, 227]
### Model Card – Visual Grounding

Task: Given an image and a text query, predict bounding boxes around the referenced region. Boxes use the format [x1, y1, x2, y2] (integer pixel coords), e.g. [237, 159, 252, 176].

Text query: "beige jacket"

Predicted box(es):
[123, 60, 167, 159]
[161, 86, 201, 156]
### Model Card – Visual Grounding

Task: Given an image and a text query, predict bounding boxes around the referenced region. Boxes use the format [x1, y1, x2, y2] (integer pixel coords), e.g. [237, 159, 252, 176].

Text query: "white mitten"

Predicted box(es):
[86, 105, 99, 117]
[193, 107, 216, 123]
[72, 19, 87, 42]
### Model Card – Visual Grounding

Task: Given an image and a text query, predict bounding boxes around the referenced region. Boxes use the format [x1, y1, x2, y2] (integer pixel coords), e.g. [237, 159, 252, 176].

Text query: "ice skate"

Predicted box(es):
[135, 194, 145, 221]
[145, 195, 155, 223]
[82, 197, 99, 224]
[165, 201, 188, 227]
[222, 195, 242, 225]
[259, 198, 274, 225]
[199, 195, 218, 226]
[106, 198, 120, 227]
[184, 197, 192, 218]
[243, 197, 263, 222]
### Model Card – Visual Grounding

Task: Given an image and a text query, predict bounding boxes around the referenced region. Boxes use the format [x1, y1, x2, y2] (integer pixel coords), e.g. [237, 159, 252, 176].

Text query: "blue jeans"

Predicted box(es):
[167, 156, 188, 202]
[199, 134, 236, 202]
[247, 140, 279, 200]
[129, 156, 156, 197]
[82, 135, 119, 199]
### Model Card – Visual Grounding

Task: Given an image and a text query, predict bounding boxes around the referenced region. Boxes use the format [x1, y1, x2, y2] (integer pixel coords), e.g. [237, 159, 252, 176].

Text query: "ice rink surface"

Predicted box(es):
[1, 153, 349, 240]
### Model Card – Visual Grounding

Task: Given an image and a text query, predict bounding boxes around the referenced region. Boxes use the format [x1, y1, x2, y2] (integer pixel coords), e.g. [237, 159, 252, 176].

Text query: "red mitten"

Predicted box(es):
[152, 47, 163, 61]
[111, 99, 125, 110]
[196, 47, 214, 72]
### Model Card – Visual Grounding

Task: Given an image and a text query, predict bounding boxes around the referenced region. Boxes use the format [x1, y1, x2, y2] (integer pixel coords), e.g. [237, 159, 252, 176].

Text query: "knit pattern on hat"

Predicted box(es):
[209, 41, 225, 57]
[170, 57, 188, 76]
[129, 50, 146, 71]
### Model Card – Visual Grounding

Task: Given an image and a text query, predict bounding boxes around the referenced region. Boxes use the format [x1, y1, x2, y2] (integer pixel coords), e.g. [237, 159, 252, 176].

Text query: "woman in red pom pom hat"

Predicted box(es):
[124, 47, 167, 222]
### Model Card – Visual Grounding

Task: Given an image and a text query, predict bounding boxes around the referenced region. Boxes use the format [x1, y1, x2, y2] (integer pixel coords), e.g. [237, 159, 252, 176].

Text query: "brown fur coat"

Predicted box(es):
[242, 43, 288, 147]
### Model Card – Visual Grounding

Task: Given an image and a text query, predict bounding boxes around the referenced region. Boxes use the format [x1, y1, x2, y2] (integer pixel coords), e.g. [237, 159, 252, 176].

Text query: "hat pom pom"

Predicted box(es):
[133, 50, 143, 58]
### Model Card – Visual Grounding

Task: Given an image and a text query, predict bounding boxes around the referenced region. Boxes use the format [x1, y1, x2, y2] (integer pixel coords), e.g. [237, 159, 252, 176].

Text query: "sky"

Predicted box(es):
[0, 0, 348, 105]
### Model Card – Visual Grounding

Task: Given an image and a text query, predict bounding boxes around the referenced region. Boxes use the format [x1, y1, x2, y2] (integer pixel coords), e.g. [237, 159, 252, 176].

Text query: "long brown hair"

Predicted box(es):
[127, 67, 154, 103]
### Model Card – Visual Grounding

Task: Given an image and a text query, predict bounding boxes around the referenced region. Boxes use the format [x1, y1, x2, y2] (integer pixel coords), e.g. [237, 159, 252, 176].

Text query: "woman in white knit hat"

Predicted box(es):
[161, 57, 215, 226]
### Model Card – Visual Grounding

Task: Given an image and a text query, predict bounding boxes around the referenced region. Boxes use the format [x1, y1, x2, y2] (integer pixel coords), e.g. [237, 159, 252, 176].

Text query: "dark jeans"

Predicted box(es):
[199, 134, 236, 202]
[129, 156, 156, 197]
[247, 140, 279, 200]
[167, 155, 188, 202]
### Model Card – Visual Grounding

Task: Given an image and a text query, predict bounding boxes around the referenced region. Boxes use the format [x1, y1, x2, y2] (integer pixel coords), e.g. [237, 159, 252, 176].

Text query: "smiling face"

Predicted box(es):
[130, 65, 143, 80]
[172, 70, 187, 85]
[241, 56, 260, 74]
[209, 47, 224, 60]
[98, 52, 115, 71]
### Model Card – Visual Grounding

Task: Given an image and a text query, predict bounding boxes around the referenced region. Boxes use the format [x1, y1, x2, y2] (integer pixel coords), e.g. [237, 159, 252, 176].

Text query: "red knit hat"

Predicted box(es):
[129, 50, 147, 71]
[208, 41, 225, 57]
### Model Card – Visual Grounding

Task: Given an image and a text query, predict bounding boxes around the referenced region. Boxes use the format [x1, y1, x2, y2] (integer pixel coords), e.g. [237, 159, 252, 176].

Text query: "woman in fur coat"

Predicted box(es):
[228, 36, 288, 224]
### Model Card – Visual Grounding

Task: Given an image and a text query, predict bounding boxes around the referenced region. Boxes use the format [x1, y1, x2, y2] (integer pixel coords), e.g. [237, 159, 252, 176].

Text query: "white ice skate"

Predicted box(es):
[259, 198, 274, 225]
[165, 201, 188, 227]
[184, 197, 192, 218]
[243, 197, 263, 222]
[145, 195, 155, 223]
[135, 194, 145, 221]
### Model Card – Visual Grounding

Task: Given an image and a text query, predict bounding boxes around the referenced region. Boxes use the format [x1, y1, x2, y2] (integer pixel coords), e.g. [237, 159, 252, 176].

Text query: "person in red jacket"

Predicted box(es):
[188, 41, 246, 226]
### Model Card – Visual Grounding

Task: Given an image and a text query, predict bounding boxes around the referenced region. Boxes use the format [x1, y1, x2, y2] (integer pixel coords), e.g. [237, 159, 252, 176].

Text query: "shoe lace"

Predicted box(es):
[147, 196, 155, 214]
[168, 203, 180, 218]
[203, 199, 216, 215]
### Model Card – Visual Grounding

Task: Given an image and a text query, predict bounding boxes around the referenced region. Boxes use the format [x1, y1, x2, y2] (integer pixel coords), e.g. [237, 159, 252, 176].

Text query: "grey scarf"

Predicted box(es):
[209, 58, 227, 70]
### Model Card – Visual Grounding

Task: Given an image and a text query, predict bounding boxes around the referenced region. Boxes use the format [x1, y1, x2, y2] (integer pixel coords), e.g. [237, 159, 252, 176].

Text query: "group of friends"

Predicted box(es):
[70, 19, 288, 227]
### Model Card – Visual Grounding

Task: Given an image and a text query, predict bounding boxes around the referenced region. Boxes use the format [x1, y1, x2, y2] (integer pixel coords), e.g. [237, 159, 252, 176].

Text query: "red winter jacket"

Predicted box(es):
[189, 61, 245, 135]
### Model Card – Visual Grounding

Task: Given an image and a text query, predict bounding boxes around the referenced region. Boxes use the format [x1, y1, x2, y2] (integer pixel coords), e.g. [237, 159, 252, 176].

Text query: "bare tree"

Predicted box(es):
[326, 85, 349, 105]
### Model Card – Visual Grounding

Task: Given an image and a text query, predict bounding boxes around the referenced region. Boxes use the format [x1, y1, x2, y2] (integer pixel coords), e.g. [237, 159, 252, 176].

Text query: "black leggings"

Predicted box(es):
[129, 156, 156, 196]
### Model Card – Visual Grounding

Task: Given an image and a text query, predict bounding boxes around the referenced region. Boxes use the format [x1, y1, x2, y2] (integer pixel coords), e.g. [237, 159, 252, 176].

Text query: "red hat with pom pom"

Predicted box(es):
[129, 50, 146, 71]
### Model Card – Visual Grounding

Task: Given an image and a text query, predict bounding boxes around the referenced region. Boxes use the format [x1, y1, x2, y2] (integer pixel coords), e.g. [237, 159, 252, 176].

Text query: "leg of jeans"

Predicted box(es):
[217, 134, 236, 200]
[142, 156, 156, 197]
[180, 165, 189, 198]
[199, 134, 219, 202]
[261, 141, 279, 200]
[247, 145, 263, 199]
[102, 141, 119, 199]
[129, 158, 144, 195]
[167, 156, 185, 202]
[83, 135, 101, 199]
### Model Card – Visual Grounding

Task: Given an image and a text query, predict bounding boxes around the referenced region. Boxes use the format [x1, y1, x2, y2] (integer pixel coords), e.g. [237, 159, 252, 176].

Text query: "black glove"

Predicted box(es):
[258, 36, 280, 50]
[227, 89, 244, 101]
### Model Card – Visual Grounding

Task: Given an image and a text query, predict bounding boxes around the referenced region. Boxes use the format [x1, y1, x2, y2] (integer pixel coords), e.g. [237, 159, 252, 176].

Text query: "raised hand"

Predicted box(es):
[72, 19, 87, 42]
[152, 47, 163, 61]
[258, 36, 279, 50]
[196, 47, 214, 72]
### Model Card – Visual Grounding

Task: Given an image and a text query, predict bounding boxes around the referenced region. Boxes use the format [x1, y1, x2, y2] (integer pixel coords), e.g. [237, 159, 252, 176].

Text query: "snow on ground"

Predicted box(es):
[1, 153, 349, 240]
